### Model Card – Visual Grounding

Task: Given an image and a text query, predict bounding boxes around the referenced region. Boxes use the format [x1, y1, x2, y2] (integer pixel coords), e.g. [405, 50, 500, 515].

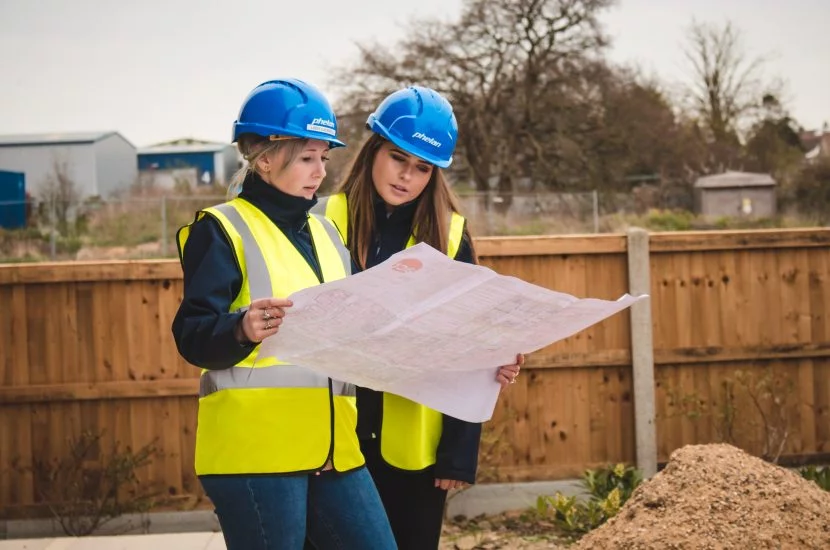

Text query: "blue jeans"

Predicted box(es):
[199, 467, 396, 550]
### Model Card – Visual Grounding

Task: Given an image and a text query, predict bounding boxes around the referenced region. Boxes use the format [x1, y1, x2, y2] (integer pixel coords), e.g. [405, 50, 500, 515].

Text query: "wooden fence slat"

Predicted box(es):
[764, 249, 783, 346]
[24, 286, 48, 386]
[76, 284, 96, 384]
[619, 367, 636, 463]
[816, 361, 830, 453]
[157, 280, 182, 379]
[588, 366, 608, 463]
[1, 286, 16, 386]
[109, 282, 131, 382]
[178, 397, 200, 498]
[715, 250, 739, 352]
[61, 283, 80, 385]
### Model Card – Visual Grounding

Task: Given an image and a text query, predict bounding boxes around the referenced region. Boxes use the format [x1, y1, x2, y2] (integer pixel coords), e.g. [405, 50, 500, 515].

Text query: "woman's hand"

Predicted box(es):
[496, 353, 525, 389]
[435, 478, 467, 491]
[236, 297, 293, 344]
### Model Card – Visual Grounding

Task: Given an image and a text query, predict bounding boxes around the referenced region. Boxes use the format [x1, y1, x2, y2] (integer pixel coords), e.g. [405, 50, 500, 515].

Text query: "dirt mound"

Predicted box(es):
[574, 443, 830, 549]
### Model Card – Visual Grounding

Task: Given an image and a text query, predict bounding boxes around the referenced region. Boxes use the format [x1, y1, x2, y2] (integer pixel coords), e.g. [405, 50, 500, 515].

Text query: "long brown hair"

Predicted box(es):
[336, 134, 471, 270]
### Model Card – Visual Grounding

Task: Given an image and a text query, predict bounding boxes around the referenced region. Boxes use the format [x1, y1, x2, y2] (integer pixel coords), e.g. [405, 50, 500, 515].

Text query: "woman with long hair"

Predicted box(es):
[314, 86, 523, 549]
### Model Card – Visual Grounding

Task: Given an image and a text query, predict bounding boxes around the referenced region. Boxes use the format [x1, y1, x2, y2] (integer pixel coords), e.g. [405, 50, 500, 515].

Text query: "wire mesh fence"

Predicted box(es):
[0, 189, 647, 263]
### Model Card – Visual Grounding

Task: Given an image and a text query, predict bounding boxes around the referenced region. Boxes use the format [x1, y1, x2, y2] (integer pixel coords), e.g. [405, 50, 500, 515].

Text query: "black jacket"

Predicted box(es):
[355, 193, 483, 484]
[171, 173, 322, 369]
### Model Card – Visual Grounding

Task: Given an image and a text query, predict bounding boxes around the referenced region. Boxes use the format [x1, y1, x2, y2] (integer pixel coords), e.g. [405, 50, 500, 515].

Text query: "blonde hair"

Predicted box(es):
[227, 135, 309, 198]
[336, 134, 469, 269]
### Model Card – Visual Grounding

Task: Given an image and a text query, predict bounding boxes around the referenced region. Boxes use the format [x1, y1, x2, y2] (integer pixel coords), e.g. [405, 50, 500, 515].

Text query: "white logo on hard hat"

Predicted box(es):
[412, 132, 441, 148]
[308, 118, 336, 136]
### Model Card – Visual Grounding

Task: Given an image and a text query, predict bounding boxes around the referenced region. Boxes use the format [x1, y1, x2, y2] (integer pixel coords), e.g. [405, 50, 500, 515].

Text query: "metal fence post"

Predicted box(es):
[49, 200, 57, 259]
[626, 227, 657, 477]
[161, 195, 168, 257]
[592, 190, 600, 233]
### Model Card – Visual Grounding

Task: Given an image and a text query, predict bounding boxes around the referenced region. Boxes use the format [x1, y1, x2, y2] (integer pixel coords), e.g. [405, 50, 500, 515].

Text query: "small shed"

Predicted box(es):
[693, 171, 777, 217]
[138, 139, 239, 189]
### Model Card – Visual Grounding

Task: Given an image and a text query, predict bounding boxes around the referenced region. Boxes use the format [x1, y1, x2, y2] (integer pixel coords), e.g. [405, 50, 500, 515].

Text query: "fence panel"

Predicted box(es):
[2, 229, 829, 518]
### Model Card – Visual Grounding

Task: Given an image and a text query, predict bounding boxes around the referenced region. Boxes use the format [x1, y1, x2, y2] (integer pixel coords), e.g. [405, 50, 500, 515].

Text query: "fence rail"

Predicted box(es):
[1, 228, 829, 518]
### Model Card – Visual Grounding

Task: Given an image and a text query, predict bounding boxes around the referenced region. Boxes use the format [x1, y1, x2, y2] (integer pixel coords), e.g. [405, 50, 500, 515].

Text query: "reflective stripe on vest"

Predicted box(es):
[199, 364, 356, 398]
[211, 202, 351, 301]
[312, 192, 467, 471]
[177, 197, 363, 476]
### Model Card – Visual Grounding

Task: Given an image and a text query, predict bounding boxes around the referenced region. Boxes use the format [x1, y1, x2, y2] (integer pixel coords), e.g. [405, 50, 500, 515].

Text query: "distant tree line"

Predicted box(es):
[325, 0, 828, 220]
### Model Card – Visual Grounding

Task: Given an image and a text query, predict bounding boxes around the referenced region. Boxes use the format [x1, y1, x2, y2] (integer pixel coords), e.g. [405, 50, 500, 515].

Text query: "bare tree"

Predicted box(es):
[681, 20, 778, 169]
[40, 156, 80, 235]
[333, 0, 615, 210]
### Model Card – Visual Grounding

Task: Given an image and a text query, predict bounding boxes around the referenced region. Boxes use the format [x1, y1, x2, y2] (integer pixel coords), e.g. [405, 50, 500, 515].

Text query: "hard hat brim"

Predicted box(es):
[367, 117, 452, 168]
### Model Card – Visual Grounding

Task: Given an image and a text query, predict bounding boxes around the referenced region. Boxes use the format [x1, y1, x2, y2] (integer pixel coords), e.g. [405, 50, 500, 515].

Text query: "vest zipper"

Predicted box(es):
[308, 214, 336, 471]
[324, 378, 336, 471]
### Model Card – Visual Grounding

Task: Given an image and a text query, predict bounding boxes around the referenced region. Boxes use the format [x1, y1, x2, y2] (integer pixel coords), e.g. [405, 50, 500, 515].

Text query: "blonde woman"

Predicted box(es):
[172, 79, 396, 550]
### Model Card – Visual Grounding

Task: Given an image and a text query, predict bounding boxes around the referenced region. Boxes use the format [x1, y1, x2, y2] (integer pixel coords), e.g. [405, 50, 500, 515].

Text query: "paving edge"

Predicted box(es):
[446, 479, 584, 518]
[0, 510, 220, 540]
[1, 479, 582, 539]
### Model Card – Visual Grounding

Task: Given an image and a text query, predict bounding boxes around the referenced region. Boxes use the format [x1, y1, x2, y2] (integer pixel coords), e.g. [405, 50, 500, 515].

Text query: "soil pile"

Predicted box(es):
[574, 443, 830, 549]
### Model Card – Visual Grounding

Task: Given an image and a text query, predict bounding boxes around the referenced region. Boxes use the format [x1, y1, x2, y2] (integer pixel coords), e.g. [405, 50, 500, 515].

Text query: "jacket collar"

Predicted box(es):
[371, 189, 420, 230]
[238, 172, 317, 230]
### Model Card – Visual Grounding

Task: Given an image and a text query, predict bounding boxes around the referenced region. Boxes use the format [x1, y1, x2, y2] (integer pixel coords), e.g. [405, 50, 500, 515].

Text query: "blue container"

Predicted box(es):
[0, 170, 26, 229]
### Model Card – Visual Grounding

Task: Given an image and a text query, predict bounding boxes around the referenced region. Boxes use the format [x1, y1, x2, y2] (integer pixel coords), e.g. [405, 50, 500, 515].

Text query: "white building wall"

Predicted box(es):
[212, 152, 225, 184]
[0, 144, 96, 198]
[94, 134, 137, 197]
[215, 145, 240, 185]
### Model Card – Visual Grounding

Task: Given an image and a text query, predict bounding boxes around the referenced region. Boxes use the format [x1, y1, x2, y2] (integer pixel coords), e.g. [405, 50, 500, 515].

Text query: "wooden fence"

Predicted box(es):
[2, 228, 829, 518]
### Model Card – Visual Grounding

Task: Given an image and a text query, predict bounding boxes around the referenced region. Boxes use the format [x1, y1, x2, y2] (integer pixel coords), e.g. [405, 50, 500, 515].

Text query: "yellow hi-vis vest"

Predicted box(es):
[311, 192, 466, 471]
[177, 197, 364, 476]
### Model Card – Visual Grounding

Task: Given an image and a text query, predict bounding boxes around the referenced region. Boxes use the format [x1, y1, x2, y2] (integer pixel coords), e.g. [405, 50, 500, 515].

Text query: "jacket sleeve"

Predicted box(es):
[434, 228, 484, 484]
[435, 416, 482, 483]
[171, 215, 256, 370]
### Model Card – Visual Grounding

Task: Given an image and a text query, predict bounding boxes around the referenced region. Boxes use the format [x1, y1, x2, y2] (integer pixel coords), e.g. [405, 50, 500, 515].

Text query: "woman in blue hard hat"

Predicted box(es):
[171, 79, 396, 550]
[313, 86, 524, 549]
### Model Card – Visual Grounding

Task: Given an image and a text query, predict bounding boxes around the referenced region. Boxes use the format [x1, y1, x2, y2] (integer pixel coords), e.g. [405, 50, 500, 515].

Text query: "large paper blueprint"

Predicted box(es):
[258, 243, 647, 422]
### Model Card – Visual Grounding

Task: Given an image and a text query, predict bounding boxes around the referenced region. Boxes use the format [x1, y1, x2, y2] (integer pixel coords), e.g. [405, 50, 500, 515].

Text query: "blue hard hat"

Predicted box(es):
[366, 86, 458, 168]
[232, 78, 345, 148]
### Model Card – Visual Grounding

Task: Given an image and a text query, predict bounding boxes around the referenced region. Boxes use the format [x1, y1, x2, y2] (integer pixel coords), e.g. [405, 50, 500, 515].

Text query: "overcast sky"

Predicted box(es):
[1, 0, 827, 147]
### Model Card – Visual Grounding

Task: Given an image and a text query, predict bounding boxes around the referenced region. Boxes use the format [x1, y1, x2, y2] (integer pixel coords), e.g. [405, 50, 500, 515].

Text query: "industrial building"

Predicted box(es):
[0, 132, 138, 199]
[137, 139, 239, 188]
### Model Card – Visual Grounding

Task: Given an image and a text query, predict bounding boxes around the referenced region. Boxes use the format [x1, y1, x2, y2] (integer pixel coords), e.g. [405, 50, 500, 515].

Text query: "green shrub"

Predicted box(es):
[798, 465, 830, 492]
[643, 209, 695, 231]
[536, 463, 643, 538]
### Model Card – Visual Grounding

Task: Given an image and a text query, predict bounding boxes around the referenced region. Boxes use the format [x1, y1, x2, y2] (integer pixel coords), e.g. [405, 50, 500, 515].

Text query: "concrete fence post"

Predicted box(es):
[626, 227, 657, 478]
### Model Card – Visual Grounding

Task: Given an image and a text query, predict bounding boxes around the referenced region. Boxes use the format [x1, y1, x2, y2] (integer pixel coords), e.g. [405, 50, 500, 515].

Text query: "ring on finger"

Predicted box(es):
[265, 319, 272, 330]
[262, 309, 273, 321]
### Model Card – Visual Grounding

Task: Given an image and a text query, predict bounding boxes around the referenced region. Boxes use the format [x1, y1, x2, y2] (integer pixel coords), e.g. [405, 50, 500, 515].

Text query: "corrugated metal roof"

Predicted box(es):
[0, 131, 119, 147]
[694, 171, 777, 189]
[138, 142, 232, 155]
